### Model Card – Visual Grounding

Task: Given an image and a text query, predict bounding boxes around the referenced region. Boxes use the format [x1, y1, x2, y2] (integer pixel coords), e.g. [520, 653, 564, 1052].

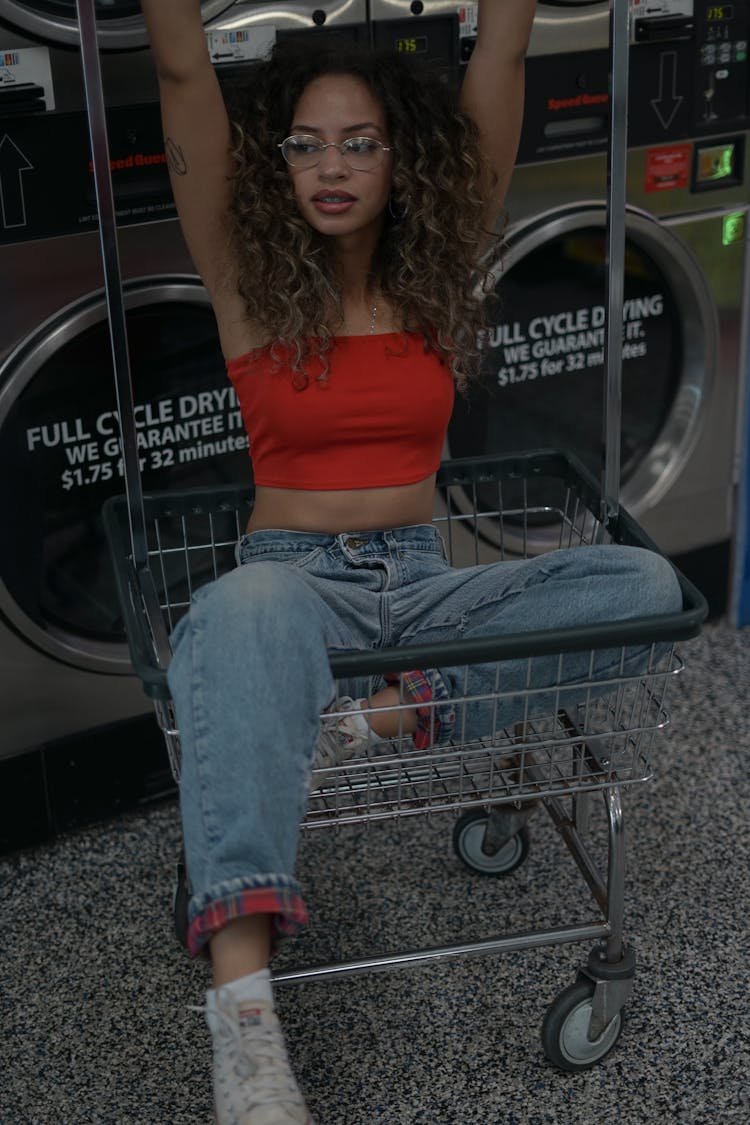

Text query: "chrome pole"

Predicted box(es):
[601, 0, 631, 528]
[76, 0, 148, 569]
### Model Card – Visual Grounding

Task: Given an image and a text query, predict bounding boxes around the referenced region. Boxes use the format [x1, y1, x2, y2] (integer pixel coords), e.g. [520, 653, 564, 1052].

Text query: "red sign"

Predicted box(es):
[644, 143, 692, 193]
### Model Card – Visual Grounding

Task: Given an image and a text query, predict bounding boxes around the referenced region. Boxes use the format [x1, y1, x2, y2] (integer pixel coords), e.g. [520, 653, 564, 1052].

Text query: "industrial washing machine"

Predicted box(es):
[0, 1, 367, 760]
[0, 1, 368, 114]
[445, 1, 750, 562]
[0, 0, 233, 112]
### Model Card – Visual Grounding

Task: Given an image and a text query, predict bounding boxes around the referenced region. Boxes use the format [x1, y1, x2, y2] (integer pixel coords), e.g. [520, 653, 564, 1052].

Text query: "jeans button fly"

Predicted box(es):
[346, 537, 369, 548]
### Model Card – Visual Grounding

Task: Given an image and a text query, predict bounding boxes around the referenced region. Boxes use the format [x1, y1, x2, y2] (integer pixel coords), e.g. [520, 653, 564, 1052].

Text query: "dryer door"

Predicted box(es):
[0, 1, 234, 48]
[446, 203, 717, 553]
[0, 277, 251, 673]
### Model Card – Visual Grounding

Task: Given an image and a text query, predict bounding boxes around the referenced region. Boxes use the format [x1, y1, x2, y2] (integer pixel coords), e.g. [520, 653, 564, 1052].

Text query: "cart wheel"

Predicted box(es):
[173, 858, 190, 951]
[452, 810, 530, 876]
[541, 980, 624, 1071]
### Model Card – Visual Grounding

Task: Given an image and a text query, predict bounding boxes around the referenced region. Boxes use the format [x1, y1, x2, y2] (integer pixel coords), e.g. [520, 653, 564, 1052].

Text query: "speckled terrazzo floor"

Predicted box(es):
[1, 618, 749, 1125]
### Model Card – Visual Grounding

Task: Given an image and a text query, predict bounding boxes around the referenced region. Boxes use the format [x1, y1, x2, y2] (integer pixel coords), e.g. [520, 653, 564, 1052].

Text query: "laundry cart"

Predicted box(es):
[103, 447, 706, 1070]
[80, 0, 708, 1077]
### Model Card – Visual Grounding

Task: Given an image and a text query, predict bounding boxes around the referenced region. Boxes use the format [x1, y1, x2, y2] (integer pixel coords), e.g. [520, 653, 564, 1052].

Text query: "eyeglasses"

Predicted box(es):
[278, 135, 392, 172]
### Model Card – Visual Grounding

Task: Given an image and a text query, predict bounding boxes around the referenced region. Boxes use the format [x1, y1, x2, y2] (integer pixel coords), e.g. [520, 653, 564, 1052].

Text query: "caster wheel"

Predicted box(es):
[173, 858, 190, 951]
[541, 979, 624, 1071]
[452, 809, 529, 876]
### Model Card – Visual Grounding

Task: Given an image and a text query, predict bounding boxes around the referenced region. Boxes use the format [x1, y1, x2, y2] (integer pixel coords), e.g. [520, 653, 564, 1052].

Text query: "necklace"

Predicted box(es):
[341, 295, 378, 335]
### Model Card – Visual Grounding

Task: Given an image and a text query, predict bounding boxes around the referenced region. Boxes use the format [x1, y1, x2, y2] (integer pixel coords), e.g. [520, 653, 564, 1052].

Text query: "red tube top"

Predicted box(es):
[225, 332, 455, 490]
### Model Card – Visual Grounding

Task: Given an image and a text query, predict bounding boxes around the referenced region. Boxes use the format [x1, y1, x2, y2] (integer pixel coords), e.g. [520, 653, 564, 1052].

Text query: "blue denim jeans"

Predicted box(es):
[167, 525, 682, 956]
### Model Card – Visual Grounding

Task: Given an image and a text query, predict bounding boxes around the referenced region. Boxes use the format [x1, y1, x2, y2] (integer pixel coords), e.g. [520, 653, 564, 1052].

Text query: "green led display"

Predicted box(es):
[710, 147, 734, 180]
[722, 211, 745, 246]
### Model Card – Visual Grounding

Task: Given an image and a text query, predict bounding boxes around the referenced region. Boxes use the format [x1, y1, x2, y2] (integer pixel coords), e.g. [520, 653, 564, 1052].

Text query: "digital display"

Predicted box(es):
[706, 4, 734, 19]
[696, 142, 736, 182]
[395, 36, 428, 54]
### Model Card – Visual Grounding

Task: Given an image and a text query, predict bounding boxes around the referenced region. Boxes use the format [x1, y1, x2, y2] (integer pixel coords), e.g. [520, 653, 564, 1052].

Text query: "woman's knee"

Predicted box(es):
[613, 546, 683, 616]
[547, 544, 682, 625]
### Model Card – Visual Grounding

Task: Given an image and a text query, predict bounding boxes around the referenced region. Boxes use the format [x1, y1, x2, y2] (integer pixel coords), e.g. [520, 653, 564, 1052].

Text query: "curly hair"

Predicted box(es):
[224, 38, 498, 391]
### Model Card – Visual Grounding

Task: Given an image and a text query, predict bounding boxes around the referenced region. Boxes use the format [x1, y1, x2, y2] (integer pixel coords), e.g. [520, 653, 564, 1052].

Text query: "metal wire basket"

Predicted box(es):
[104, 449, 703, 804]
[104, 448, 706, 1069]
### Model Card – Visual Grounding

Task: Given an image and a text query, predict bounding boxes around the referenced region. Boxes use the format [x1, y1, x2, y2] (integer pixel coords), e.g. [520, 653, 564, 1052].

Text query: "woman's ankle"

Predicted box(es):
[364, 686, 418, 738]
[210, 914, 272, 987]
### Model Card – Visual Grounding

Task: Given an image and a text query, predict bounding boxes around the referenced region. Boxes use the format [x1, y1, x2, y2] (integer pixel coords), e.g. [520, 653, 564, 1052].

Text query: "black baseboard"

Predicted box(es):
[0, 712, 177, 855]
[671, 539, 730, 620]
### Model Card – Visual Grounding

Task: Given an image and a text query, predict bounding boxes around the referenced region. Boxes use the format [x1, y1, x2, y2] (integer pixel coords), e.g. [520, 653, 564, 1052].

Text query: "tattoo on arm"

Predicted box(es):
[165, 137, 188, 176]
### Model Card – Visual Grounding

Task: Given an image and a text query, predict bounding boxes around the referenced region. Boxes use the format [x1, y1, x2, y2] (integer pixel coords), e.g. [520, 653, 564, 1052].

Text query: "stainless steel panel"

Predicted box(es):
[643, 206, 747, 551]
[505, 146, 750, 226]
[212, 0, 367, 33]
[0, 219, 192, 362]
[0, 624, 149, 759]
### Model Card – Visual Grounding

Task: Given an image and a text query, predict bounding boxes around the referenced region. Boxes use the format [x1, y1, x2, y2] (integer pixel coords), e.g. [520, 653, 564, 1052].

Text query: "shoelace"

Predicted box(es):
[315, 699, 367, 768]
[191, 999, 302, 1110]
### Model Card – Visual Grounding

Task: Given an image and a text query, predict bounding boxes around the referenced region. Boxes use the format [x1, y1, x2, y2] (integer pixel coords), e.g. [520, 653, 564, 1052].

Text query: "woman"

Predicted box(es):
[142, 3, 680, 1122]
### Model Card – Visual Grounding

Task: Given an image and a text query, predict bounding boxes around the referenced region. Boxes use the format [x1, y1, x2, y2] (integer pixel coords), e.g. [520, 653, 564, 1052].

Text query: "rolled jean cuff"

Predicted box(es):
[384, 669, 456, 749]
[187, 873, 308, 959]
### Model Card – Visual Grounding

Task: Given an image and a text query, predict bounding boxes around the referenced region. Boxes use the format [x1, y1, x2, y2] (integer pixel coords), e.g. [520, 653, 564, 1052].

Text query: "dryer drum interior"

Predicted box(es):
[0, 278, 252, 673]
[446, 204, 717, 555]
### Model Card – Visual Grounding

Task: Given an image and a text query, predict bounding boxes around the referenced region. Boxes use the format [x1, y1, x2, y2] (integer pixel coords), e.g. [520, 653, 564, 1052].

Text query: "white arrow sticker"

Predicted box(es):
[205, 24, 276, 65]
[650, 50, 683, 131]
[0, 134, 34, 229]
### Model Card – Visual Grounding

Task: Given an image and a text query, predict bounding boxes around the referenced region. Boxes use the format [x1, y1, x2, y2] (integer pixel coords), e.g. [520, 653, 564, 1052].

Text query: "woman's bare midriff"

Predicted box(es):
[247, 475, 437, 535]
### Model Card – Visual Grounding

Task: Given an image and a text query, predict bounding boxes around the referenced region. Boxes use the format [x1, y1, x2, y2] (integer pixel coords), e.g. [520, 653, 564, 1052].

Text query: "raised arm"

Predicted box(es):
[141, 0, 247, 354]
[459, 0, 538, 225]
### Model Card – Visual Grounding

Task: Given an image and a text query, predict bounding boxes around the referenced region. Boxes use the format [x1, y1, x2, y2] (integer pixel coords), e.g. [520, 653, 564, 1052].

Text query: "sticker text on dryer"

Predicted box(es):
[484, 295, 666, 389]
[23, 388, 248, 497]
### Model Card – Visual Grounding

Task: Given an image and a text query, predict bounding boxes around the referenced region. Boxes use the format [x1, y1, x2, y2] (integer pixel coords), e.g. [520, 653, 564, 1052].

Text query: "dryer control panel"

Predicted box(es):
[694, 2, 749, 126]
[517, 1, 750, 164]
[631, 0, 749, 136]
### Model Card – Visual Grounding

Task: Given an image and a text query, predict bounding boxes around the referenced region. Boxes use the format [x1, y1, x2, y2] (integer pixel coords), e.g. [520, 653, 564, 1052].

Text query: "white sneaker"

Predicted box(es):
[314, 696, 373, 770]
[206, 992, 314, 1125]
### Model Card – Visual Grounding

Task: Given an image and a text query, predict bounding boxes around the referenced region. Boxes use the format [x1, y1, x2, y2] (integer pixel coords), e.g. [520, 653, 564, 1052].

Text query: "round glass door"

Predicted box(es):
[447, 205, 716, 551]
[0, 278, 252, 670]
[9, 1, 142, 16]
[0, 1, 234, 47]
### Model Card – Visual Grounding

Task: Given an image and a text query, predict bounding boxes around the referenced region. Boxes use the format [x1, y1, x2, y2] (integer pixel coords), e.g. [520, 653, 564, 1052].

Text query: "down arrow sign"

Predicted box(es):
[0, 134, 34, 229]
[650, 51, 683, 131]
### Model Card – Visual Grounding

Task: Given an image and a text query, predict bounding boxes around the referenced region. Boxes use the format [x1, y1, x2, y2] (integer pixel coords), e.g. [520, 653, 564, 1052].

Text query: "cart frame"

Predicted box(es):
[104, 449, 706, 1069]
